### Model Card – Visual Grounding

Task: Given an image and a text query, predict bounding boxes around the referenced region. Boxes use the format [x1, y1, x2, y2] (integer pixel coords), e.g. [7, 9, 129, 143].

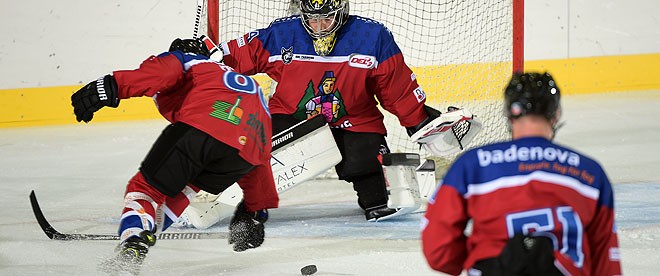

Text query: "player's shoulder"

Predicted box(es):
[551, 140, 606, 172]
[268, 15, 302, 29]
[258, 15, 307, 42]
[349, 15, 388, 29]
[337, 15, 398, 56]
[160, 51, 219, 71]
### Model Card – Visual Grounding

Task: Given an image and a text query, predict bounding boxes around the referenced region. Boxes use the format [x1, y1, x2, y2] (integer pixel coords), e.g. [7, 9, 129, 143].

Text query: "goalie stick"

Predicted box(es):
[29, 190, 227, 241]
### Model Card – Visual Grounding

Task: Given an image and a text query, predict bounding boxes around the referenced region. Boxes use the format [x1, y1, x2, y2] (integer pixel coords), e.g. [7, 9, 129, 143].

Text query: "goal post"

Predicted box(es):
[202, 0, 524, 174]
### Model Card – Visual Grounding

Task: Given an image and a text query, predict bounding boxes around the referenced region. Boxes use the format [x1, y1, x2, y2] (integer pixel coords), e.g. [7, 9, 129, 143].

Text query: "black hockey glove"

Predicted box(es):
[71, 75, 120, 123]
[498, 234, 562, 275]
[228, 202, 268, 252]
[406, 105, 443, 137]
[169, 37, 210, 57]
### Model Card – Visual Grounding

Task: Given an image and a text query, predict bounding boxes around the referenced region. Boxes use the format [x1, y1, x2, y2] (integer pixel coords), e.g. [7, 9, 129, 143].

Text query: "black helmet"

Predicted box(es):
[505, 72, 561, 120]
[169, 38, 210, 57]
[299, 0, 349, 39]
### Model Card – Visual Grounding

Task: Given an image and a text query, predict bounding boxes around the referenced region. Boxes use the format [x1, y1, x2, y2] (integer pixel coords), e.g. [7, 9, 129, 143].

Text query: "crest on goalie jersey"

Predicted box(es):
[281, 46, 294, 64]
[294, 71, 347, 123]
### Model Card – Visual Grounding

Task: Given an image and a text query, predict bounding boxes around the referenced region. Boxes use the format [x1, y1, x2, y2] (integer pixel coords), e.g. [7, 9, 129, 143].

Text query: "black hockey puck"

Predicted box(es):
[301, 264, 317, 275]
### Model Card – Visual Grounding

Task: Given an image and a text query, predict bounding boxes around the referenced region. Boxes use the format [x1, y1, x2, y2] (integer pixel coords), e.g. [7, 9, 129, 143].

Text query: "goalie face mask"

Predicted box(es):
[169, 38, 211, 58]
[299, 0, 349, 56]
[504, 72, 561, 121]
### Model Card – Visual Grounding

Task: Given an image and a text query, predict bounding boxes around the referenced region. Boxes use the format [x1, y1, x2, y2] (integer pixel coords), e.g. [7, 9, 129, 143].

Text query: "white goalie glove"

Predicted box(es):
[410, 107, 483, 157]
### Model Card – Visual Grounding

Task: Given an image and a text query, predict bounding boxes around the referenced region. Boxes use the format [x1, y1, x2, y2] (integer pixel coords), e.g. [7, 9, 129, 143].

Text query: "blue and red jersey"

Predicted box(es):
[422, 137, 621, 275]
[221, 15, 428, 134]
[112, 51, 278, 211]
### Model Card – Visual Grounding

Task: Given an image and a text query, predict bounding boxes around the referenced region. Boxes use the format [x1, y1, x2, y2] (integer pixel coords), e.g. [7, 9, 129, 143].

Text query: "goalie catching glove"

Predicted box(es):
[406, 105, 443, 137]
[408, 105, 482, 156]
[71, 75, 120, 123]
[228, 202, 268, 252]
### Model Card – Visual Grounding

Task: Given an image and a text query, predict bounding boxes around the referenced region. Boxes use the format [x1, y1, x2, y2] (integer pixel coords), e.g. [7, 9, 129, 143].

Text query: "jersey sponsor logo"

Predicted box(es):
[413, 87, 426, 103]
[477, 144, 581, 167]
[237, 36, 246, 48]
[348, 54, 377, 69]
[210, 97, 243, 125]
[293, 71, 348, 124]
[246, 113, 267, 146]
[295, 54, 316, 61]
[281, 46, 294, 65]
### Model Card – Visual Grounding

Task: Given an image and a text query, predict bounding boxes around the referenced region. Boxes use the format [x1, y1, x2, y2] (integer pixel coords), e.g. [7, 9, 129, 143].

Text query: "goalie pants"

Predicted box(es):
[272, 114, 390, 210]
[118, 122, 254, 242]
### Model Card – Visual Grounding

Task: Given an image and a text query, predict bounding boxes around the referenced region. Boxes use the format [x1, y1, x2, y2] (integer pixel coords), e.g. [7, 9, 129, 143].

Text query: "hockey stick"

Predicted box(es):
[191, 0, 222, 59]
[29, 190, 227, 241]
[192, 0, 204, 38]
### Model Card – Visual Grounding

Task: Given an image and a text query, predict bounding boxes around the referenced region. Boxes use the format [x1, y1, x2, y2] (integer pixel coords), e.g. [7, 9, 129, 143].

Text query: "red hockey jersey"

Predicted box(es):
[221, 15, 428, 134]
[112, 52, 278, 211]
[422, 137, 621, 276]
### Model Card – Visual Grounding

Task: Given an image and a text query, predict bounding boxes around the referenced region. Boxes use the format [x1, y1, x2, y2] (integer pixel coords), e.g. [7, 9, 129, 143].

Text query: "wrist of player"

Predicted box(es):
[406, 105, 443, 137]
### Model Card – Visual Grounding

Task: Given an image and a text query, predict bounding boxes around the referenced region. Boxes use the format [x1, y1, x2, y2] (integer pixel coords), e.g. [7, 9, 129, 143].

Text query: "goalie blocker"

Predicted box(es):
[180, 116, 342, 228]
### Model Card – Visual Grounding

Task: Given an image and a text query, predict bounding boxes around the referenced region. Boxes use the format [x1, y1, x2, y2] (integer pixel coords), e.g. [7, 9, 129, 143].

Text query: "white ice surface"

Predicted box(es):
[1, 91, 659, 275]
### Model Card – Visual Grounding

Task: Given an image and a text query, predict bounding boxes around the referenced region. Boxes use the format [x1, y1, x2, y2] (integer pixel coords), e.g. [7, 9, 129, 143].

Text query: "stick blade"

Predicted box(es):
[29, 190, 57, 239]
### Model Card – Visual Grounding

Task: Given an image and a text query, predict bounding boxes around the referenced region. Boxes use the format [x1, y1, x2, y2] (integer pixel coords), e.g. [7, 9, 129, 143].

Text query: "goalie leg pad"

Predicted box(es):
[382, 153, 422, 210]
[415, 159, 437, 203]
[177, 183, 244, 229]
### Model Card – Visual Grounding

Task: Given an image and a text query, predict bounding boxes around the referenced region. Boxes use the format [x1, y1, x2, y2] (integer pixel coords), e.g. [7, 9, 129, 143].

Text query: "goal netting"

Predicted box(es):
[201, 0, 522, 177]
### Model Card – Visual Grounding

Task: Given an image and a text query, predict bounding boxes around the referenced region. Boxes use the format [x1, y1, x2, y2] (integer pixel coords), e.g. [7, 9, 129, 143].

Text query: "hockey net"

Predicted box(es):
[201, 0, 522, 177]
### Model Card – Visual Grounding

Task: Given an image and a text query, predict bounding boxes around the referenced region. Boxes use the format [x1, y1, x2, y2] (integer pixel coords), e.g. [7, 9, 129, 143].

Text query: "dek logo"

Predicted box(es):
[348, 54, 377, 69]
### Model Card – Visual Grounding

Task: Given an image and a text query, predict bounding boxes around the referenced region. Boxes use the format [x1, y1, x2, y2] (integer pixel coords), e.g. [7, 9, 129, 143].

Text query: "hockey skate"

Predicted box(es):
[365, 205, 399, 222]
[99, 231, 156, 275]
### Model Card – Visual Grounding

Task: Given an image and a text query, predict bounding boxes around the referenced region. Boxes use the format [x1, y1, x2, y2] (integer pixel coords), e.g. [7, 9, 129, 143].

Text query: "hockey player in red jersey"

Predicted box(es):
[70, 38, 278, 274]
[218, 0, 448, 221]
[421, 72, 622, 275]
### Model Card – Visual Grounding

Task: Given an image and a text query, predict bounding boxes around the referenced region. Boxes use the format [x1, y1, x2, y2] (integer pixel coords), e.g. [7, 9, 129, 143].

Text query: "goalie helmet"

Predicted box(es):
[299, 0, 350, 56]
[505, 72, 561, 120]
